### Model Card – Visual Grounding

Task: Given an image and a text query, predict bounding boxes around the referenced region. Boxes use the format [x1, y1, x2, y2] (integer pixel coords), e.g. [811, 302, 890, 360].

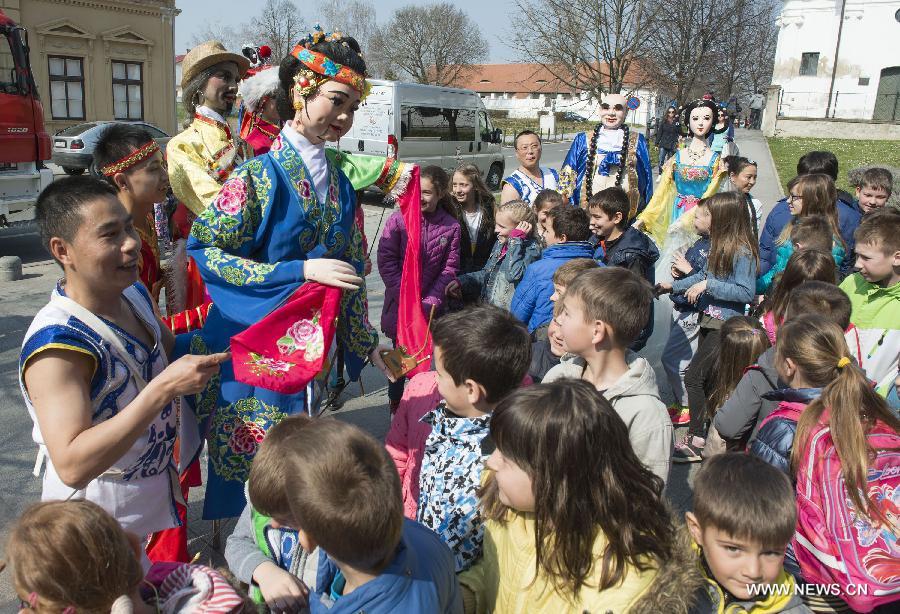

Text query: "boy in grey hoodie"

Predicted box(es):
[543, 267, 673, 483]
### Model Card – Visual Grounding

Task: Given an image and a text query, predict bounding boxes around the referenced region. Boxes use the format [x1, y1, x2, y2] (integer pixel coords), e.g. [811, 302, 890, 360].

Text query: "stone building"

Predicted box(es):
[771, 0, 900, 121]
[450, 63, 665, 127]
[0, 0, 180, 135]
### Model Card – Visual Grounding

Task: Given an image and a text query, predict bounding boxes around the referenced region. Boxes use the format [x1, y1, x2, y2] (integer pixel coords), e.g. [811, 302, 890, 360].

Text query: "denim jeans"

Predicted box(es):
[658, 147, 675, 173]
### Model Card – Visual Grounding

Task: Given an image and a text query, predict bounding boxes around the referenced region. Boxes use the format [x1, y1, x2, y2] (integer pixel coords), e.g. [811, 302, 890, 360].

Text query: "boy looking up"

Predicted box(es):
[543, 267, 673, 483]
[588, 187, 659, 350]
[686, 454, 810, 613]
[20, 177, 227, 541]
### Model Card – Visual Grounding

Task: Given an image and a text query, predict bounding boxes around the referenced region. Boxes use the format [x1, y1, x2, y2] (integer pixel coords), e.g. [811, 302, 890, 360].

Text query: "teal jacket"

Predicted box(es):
[756, 240, 845, 294]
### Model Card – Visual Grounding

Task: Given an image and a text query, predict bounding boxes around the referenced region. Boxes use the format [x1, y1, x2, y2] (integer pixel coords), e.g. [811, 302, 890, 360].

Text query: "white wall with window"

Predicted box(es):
[48, 56, 85, 120]
[112, 60, 143, 120]
[771, 0, 900, 121]
[482, 88, 659, 126]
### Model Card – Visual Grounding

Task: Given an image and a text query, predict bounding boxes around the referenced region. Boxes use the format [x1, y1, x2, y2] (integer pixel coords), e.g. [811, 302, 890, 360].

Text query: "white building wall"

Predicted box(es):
[772, 0, 900, 119]
[481, 88, 663, 126]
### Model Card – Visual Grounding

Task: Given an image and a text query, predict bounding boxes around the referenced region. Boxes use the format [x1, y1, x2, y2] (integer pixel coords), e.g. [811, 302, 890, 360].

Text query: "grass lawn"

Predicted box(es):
[766, 137, 900, 193]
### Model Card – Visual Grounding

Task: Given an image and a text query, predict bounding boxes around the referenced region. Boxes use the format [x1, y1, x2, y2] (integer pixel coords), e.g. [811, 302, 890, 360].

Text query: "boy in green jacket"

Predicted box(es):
[839, 208, 900, 396]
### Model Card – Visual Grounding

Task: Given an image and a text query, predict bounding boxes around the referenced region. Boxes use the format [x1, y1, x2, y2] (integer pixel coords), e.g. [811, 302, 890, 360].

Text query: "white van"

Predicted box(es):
[336, 79, 505, 189]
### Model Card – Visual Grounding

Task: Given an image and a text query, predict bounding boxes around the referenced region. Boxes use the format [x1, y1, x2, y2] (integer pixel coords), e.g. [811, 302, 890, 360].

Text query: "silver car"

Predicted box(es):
[51, 121, 171, 175]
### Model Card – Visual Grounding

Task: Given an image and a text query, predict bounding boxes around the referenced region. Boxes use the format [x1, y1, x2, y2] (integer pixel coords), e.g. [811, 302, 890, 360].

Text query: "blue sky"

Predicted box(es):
[174, 0, 518, 62]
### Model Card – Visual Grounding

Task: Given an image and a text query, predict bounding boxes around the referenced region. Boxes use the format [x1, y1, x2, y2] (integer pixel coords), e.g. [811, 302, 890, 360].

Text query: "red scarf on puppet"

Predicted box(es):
[392, 165, 431, 377]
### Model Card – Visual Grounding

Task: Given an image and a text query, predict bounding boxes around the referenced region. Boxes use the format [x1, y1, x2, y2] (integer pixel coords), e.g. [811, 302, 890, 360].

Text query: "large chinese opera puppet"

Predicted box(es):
[559, 93, 653, 219]
[237, 44, 282, 156]
[179, 27, 428, 520]
[635, 95, 726, 271]
[167, 41, 253, 217]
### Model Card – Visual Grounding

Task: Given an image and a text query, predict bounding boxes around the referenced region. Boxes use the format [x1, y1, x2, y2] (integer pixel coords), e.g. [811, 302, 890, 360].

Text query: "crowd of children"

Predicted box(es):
[5, 112, 900, 614]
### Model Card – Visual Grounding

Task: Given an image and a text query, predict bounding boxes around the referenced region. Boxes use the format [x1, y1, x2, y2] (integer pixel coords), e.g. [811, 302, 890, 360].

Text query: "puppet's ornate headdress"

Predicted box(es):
[289, 24, 370, 110]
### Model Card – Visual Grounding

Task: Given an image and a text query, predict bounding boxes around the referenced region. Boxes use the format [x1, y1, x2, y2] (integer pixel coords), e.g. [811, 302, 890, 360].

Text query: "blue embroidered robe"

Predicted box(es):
[181, 133, 378, 519]
[560, 129, 653, 214]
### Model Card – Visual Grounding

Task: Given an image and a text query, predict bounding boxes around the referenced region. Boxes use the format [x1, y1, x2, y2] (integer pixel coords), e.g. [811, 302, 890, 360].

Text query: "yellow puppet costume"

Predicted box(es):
[637, 150, 726, 251]
[167, 112, 253, 216]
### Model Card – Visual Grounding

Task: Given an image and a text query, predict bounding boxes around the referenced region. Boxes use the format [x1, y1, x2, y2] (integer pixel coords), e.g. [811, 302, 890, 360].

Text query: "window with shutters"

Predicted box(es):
[48, 56, 85, 119]
[112, 61, 143, 120]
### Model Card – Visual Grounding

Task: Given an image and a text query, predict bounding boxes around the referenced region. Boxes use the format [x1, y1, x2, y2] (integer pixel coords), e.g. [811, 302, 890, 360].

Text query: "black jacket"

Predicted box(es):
[713, 346, 781, 445]
[655, 119, 681, 150]
[455, 199, 497, 274]
[529, 339, 562, 382]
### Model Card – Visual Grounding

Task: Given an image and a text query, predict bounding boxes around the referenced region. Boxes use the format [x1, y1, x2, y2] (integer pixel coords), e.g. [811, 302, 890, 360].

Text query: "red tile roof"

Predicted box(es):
[450, 63, 648, 94]
[175, 54, 185, 64]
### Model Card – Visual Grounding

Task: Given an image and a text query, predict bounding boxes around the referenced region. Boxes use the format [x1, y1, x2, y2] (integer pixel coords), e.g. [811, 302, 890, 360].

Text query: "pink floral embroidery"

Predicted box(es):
[270, 136, 284, 151]
[705, 305, 724, 320]
[246, 352, 294, 378]
[276, 311, 325, 361]
[298, 179, 312, 199]
[678, 195, 700, 210]
[227, 419, 266, 455]
[328, 183, 337, 203]
[213, 178, 247, 215]
[680, 166, 711, 181]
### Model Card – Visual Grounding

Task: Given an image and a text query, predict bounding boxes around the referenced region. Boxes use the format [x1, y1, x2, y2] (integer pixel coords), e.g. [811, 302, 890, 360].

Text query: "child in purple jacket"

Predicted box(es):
[378, 165, 461, 411]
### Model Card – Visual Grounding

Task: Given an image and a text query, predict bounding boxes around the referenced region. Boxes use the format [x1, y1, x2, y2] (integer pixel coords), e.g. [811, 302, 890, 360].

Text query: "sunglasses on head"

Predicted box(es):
[601, 103, 624, 111]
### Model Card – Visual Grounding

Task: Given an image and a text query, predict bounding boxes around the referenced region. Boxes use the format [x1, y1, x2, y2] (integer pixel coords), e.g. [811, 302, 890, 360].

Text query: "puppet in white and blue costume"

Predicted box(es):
[558, 93, 652, 219]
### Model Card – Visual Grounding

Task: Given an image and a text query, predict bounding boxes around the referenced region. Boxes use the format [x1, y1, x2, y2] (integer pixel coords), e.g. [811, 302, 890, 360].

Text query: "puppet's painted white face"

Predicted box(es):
[600, 94, 628, 129]
[689, 106, 715, 138]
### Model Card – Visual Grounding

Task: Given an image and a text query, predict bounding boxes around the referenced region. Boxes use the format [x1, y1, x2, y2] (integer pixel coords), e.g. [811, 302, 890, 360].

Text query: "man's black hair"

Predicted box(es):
[514, 130, 540, 148]
[35, 176, 118, 257]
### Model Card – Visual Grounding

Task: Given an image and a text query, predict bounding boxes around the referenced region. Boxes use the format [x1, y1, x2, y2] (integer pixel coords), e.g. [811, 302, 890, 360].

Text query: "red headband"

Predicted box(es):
[101, 141, 160, 176]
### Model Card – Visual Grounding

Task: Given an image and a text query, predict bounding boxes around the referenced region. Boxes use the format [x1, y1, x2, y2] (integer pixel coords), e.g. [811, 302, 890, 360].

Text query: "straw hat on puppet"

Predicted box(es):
[181, 40, 251, 89]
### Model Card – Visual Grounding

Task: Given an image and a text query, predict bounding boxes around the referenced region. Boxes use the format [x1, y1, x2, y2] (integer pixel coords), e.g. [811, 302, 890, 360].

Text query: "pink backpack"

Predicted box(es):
[793, 419, 900, 612]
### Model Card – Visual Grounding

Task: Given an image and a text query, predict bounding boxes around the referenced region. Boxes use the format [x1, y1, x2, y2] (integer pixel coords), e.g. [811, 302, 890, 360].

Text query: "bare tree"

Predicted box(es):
[318, 0, 377, 51]
[245, 0, 306, 62]
[188, 20, 250, 53]
[369, 3, 488, 86]
[509, 0, 660, 99]
[317, 0, 387, 76]
[643, 0, 728, 104]
[737, 2, 779, 100]
[710, 0, 779, 102]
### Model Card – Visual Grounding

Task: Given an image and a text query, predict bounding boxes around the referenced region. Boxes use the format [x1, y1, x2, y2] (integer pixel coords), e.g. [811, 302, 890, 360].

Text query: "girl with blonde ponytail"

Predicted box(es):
[753, 314, 899, 486]
[774, 314, 900, 611]
[751, 315, 900, 609]
[785, 316, 899, 515]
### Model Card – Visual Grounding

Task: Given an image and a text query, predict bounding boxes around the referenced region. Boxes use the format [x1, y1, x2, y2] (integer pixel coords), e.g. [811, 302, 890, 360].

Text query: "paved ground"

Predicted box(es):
[0, 128, 781, 608]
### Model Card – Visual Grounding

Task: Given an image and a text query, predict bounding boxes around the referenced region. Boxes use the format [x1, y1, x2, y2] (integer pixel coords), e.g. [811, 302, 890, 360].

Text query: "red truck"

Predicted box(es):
[0, 9, 52, 227]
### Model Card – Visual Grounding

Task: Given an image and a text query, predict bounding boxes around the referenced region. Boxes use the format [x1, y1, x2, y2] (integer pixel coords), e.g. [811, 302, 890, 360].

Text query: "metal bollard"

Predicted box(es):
[0, 256, 23, 281]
